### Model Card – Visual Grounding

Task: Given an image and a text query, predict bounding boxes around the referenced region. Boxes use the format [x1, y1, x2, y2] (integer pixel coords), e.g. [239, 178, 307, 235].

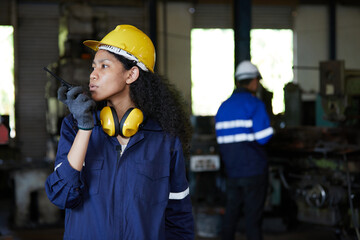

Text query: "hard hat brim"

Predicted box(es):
[83, 40, 101, 51]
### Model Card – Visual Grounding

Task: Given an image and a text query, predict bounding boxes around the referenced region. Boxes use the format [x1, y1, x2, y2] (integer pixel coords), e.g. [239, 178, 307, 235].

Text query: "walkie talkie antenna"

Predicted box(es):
[43, 67, 73, 88]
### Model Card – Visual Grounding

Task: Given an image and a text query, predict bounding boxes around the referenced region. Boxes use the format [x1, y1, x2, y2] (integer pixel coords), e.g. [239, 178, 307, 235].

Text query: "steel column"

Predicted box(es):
[233, 0, 252, 68]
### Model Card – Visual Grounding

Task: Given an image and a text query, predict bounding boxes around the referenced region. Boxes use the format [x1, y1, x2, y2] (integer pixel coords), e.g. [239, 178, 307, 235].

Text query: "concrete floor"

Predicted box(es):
[0, 219, 347, 240]
[0, 226, 343, 240]
[0, 198, 353, 240]
[195, 227, 341, 240]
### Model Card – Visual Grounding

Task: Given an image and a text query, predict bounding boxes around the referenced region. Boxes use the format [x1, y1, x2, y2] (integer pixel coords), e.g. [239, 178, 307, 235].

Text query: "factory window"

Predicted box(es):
[251, 29, 293, 115]
[191, 28, 293, 116]
[0, 26, 15, 137]
[191, 29, 235, 116]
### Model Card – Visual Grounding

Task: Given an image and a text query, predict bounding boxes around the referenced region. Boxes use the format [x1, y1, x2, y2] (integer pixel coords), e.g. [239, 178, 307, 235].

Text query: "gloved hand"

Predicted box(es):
[58, 85, 96, 130]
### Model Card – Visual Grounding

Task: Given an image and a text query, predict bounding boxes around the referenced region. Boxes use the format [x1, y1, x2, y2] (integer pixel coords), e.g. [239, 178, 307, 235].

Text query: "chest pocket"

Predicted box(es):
[83, 158, 104, 195]
[135, 161, 170, 205]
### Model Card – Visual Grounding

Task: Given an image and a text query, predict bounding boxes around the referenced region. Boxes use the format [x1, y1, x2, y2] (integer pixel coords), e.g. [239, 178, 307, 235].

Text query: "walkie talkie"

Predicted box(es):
[43, 67, 73, 88]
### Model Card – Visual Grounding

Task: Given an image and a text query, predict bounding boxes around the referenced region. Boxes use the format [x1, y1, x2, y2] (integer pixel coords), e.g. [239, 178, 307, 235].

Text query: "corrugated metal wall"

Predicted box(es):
[193, 3, 233, 29]
[94, 5, 146, 33]
[0, 0, 11, 25]
[193, 3, 293, 29]
[253, 5, 293, 29]
[17, 2, 60, 160]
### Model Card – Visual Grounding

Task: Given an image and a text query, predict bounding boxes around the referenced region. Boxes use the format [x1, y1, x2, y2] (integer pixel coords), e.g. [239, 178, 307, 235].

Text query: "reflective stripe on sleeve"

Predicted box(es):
[217, 126, 273, 144]
[254, 127, 274, 140]
[169, 187, 189, 200]
[54, 162, 63, 171]
[215, 119, 253, 130]
[217, 133, 255, 144]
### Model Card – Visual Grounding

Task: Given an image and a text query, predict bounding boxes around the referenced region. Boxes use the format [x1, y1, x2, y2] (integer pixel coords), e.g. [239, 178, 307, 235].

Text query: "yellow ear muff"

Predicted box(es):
[100, 106, 143, 137]
[119, 108, 144, 138]
[100, 106, 119, 137]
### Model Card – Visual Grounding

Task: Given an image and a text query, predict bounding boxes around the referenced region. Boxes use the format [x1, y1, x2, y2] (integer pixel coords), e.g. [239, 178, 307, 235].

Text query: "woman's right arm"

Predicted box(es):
[68, 129, 92, 171]
[45, 85, 96, 209]
[45, 115, 90, 209]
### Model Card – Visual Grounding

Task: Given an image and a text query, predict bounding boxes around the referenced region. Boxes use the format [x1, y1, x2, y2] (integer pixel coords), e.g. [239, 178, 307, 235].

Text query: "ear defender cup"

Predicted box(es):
[100, 106, 120, 137]
[100, 106, 143, 137]
[100, 106, 119, 137]
[119, 108, 144, 137]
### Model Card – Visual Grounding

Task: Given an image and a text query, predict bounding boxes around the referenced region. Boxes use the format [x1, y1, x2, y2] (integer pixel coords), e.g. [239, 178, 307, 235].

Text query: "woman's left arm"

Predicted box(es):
[165, 139, 194, 239]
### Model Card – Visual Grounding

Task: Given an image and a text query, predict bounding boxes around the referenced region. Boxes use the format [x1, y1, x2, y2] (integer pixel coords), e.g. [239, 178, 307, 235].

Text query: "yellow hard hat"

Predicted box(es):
[84, 25, 156, 72]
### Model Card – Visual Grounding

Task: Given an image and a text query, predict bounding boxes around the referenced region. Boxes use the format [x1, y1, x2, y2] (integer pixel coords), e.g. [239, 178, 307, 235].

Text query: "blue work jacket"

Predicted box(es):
[45, 113, 194, 239]
[215, 88, 273, 178]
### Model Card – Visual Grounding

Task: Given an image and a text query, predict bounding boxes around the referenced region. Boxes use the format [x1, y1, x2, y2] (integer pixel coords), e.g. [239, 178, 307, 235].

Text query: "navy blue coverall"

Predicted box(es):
[45, 113, 194, 239]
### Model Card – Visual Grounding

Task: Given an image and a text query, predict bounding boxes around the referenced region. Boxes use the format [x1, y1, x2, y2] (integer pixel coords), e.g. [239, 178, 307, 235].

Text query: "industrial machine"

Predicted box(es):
[320, 60, 360, 125]
[269, 61, 360, 238]
[267, 126, 360, 237]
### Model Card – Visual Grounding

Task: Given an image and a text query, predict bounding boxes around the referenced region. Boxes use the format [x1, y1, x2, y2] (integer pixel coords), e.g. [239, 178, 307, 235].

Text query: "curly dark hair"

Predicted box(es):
[110, 52, 192, 156]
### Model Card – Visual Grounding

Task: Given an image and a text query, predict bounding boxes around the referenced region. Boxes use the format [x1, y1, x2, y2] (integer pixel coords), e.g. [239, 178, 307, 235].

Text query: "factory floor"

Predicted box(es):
[0, 226, 342, 240]
[0, 198, 349, 240]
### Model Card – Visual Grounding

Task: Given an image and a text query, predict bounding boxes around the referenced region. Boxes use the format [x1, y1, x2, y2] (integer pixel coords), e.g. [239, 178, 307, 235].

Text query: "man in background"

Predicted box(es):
[215, 60, 274, 240]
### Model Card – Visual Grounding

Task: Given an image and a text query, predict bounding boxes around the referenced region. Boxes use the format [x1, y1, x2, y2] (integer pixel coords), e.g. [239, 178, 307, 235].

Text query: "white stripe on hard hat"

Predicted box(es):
[99, 44, 148, 72]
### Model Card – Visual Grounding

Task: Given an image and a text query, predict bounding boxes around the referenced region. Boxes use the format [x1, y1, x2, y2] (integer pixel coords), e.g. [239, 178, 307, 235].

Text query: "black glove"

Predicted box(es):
[58, 86, 96, 130]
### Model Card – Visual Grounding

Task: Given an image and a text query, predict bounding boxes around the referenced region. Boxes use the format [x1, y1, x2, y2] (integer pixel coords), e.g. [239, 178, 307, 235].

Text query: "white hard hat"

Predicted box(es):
[235, 60, 262, 81]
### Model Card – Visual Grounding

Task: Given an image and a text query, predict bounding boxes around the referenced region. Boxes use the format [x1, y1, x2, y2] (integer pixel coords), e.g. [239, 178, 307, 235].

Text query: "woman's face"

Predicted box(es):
[89, 50, 130, 102]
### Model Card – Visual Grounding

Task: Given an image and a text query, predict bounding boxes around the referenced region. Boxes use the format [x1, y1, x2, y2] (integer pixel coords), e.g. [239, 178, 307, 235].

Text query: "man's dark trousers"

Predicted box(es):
[222, 173, 268, 240]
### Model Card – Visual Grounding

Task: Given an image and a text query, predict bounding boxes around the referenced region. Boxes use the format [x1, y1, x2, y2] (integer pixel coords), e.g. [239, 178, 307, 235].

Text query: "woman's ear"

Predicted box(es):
[126, 66, 140, 84]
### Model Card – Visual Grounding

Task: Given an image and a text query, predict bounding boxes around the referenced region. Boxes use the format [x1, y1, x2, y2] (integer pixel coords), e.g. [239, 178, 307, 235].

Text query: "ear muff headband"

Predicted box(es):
[119, 108, 144, 137]
[100, 106, 144, 137]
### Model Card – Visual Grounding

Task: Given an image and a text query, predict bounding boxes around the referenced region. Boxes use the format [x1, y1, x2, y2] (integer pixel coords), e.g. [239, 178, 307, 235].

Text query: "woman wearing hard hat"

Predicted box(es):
[45, 25, 194, 239]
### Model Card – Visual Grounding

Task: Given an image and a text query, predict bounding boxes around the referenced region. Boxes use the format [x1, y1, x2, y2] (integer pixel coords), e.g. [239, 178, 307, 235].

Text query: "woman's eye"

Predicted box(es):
[102, 64, 108, 69]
